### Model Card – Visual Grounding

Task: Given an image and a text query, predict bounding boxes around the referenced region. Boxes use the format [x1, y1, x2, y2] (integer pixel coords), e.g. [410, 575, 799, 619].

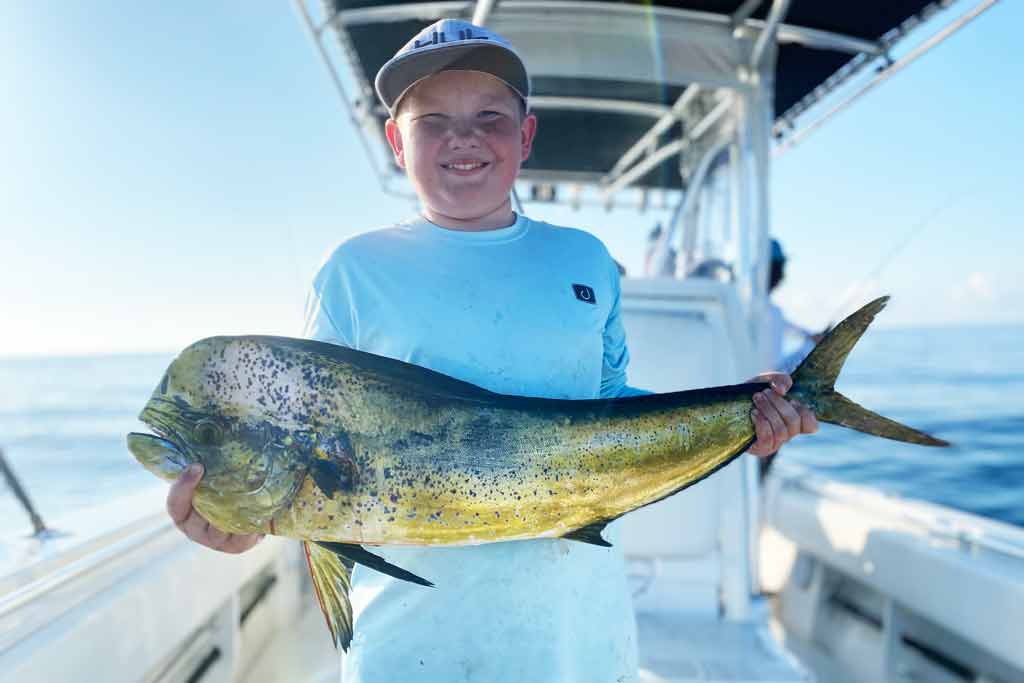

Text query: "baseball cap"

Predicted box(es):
[375, 19, 530, 116]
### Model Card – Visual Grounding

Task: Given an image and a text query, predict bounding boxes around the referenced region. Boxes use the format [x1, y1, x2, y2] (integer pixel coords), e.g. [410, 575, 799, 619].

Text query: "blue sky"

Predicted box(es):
[1, 1, 1020, 356]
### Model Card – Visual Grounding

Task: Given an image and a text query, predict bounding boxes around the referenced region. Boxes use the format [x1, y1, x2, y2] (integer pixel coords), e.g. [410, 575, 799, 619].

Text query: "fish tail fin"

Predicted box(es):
[303, 541, 354, 651]
[791, 296, 949, 447]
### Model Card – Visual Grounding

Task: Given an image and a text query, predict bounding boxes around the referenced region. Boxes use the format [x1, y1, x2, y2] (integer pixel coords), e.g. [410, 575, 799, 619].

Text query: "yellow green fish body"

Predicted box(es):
[270, 385, 759, 546]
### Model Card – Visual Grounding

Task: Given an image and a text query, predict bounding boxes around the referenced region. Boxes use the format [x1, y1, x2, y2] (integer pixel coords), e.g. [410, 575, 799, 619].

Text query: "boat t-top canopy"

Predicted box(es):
[294, 0, 995, 321]
[295, 0, 992, 205]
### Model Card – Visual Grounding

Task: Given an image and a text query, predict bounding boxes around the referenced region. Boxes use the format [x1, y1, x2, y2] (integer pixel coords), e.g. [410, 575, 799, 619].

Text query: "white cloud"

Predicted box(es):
[950, 271, 996, 304]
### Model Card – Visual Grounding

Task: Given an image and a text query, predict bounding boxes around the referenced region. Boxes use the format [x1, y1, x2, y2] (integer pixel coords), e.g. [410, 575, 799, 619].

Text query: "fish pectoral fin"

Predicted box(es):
[562, 521, 613, 547]
[303, 541, 354, 651]
[314, 541, 435, 588]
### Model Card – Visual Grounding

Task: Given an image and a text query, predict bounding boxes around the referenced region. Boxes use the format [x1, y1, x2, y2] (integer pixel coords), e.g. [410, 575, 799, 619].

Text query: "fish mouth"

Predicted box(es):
[127, 432, 190, 482]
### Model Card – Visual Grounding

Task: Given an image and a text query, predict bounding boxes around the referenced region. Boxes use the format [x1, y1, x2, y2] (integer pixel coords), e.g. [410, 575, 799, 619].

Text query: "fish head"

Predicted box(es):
[127, 337, 309, 534]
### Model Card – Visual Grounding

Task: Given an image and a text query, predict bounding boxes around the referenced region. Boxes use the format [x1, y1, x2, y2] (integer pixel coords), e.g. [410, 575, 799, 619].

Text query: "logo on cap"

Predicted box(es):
[414, 27, 489, 50]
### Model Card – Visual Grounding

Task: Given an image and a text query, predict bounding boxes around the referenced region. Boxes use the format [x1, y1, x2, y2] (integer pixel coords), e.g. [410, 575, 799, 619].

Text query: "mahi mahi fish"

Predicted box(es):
[127, 296, 946, 649]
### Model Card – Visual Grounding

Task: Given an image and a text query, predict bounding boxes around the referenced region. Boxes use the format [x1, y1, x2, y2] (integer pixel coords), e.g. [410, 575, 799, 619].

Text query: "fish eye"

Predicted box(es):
[193, 420, 223, 446]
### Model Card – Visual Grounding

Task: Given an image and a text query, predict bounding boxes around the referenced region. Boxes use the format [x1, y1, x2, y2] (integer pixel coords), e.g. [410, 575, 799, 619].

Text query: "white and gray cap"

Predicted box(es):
[375, 19, 530, 116]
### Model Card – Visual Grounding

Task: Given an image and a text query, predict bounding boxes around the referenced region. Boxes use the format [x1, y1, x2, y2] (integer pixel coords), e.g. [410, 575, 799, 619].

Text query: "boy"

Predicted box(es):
[167, 19, 817, 681]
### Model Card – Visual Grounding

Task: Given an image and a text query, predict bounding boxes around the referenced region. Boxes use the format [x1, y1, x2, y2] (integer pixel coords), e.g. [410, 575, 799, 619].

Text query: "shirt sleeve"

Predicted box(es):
[600, 256, 652, 398]
[301, 254, 356, 347]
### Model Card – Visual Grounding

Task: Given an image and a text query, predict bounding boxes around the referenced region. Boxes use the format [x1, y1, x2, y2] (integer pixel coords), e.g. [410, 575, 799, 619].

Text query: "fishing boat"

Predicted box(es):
[2, 1, 1020, 681]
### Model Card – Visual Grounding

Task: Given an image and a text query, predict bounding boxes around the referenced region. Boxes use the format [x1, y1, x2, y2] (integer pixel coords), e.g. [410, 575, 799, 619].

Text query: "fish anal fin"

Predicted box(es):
[303, 541, 354, 651]
[562, 521, 613, 547]
[315, 541, 434, 588]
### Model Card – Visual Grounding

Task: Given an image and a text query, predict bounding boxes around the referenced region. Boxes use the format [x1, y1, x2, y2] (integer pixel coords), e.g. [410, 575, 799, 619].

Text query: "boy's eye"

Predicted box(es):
[479, 111, 502, 118]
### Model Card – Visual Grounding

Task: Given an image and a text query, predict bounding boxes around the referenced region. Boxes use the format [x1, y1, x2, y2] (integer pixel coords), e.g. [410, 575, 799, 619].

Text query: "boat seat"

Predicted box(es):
[619, 278, 759, 620]
[636, 610, 810, 682]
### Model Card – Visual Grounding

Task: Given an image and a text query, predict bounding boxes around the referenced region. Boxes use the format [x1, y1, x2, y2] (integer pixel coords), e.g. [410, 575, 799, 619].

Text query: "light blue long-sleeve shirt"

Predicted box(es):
[303, 213, 644, 682]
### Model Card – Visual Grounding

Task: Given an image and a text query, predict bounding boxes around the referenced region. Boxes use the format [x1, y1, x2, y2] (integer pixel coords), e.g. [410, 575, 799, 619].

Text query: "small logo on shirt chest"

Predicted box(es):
[572, 284, 596, 305]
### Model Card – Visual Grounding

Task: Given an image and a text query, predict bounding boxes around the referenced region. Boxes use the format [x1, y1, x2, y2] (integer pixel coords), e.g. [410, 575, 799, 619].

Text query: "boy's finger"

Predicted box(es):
[753, 391, 787, 450]
[750, 408, 774, 456]
[179, 508, 213, 543]
[221, 534, 265, 555]
[204, 525, 231, 551]
[749, 372, 792, 396]
[166, 464, 204, 525]
[768, 373, 792, 395]
[766, 392, 802, 439]
[795, 403, 819, 434]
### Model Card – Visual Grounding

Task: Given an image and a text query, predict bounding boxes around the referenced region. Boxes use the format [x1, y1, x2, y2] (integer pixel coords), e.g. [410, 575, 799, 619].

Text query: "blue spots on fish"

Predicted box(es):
[392, 431, 435, 452]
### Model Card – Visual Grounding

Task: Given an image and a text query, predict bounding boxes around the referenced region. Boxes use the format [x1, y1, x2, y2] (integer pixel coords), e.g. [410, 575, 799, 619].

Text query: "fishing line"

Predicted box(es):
[826, 187, 978, 324]
[283, 213, 311, 327]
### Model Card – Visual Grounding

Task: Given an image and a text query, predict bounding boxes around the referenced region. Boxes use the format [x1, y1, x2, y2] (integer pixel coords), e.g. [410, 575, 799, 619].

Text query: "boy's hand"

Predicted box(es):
[747, 372, 818, 456]
[166, 464, 264, 554]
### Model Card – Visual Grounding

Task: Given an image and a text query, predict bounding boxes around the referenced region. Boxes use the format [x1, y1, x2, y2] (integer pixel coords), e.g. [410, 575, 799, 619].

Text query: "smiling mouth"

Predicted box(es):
[441, 161, 489, 172]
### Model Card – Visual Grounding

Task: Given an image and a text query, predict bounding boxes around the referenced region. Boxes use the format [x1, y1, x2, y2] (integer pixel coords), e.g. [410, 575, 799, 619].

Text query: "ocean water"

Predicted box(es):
[0, 324, 1021, 539]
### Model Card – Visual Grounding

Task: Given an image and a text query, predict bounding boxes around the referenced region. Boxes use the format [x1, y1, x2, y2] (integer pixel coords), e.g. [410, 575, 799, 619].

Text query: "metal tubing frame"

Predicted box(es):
[293, 0, 391, 193]
[777, 0, 1000, 152]
[731, 0, 764, 29]
[471, 0, 497, 26]
[606, 84, 701, 181]
[601, 95, 733, 201]
[529, 96, 670, 119]
[338, 0, 884, 60]
[651, 137, 732, 271]
[749, 0, 792, 70]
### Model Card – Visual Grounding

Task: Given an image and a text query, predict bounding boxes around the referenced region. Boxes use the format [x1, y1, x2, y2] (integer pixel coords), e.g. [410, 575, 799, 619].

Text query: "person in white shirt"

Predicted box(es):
[163, 20, 819, 681]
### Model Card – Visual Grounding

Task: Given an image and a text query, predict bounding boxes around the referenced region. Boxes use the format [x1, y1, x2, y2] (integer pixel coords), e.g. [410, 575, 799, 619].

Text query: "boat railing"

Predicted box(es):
[770, 462, 1024, 563]
[0, 490, 317, 682]
[0, 513, 169, 619]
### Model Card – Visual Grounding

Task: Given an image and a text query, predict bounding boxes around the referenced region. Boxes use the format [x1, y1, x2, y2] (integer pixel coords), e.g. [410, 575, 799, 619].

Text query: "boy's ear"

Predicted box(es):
[519, 113, 538, 163]
[385, 118, 406, 169]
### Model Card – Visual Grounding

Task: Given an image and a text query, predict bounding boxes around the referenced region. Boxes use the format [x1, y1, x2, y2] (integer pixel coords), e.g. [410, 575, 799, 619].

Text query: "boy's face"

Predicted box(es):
[384, 70, 537, 230]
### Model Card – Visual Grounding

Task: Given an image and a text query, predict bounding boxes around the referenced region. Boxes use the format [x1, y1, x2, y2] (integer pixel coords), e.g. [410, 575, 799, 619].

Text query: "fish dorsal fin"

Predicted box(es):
[562, 520, 613, 547]
[303, 541, 354, 651]
[234, 336, 500, 403]
[315, 541, 434, 588]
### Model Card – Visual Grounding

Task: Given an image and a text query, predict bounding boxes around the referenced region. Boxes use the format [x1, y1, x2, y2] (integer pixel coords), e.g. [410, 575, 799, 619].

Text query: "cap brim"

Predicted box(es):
[376, 42, 529, 114]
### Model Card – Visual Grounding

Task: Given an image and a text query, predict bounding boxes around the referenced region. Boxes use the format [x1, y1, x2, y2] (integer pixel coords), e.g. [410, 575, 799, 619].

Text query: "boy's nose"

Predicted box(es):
[447, 119, 481, 145]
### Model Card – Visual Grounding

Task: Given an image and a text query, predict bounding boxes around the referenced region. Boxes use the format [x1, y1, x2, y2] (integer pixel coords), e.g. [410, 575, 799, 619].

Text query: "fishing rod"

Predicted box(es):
[825, 189, 977, 326]
[0, 447, 48, 536]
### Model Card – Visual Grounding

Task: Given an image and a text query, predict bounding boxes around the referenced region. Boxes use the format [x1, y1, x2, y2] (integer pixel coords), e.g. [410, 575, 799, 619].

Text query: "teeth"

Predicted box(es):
[447, 162, 484, 171]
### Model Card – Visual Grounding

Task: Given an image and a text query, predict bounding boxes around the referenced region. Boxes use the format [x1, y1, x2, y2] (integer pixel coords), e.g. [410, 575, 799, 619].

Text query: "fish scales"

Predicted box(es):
[267, 359, 758, 545]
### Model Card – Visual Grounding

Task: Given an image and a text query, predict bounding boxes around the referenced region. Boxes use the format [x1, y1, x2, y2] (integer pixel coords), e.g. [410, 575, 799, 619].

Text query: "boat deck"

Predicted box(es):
[247, 599, 810, 683]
